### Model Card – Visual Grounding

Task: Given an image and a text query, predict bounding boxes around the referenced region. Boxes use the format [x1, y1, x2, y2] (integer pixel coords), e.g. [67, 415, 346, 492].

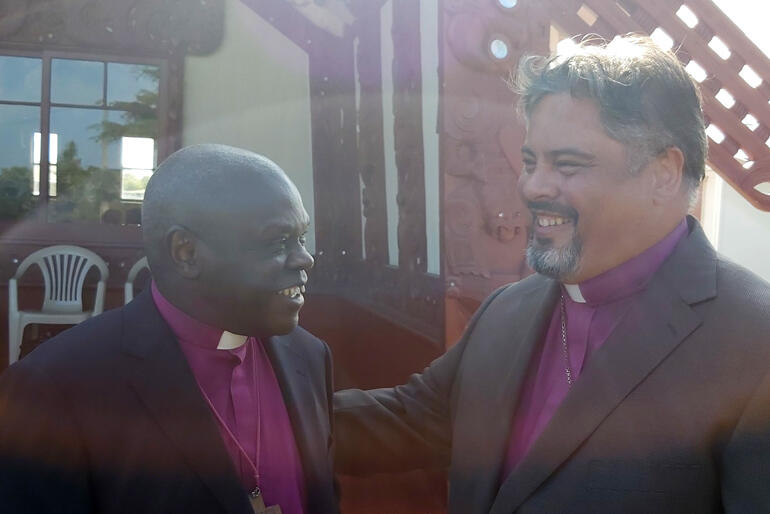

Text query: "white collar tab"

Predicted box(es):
[217, 331, 248, 350]
[563, 283, 586, 303]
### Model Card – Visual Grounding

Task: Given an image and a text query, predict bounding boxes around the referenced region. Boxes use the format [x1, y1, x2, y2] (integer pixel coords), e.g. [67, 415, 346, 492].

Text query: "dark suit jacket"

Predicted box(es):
[0, 289, 338, 514]
[335, 218, 770, 513]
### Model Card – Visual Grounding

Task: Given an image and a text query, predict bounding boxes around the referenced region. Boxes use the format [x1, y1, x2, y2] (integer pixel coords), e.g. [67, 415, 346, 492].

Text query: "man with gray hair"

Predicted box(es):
[0, 144, 338, 514]
[334, 35, 770, 513]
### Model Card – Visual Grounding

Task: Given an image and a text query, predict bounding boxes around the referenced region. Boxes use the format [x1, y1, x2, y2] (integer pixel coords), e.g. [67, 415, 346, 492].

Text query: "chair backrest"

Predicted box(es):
[124, 256, 150, 304]
[14, 245, 109, 314]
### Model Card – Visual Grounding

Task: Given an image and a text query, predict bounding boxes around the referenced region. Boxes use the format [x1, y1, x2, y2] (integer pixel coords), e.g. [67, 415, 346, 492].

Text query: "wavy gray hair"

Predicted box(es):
[514, 34, 707, 196]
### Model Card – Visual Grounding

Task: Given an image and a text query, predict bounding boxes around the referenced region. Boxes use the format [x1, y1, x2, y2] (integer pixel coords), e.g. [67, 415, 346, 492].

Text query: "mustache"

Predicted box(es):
[526, 201, 579, 220]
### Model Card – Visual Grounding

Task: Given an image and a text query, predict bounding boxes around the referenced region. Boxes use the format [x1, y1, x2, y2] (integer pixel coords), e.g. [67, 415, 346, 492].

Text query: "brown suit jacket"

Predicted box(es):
[335, 218, 770, 513]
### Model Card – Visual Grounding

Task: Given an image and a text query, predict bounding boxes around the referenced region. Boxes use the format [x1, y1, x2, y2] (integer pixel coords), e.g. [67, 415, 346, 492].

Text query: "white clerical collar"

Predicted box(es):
[216, 331, 248, 350]
[563, 283, 587, 303]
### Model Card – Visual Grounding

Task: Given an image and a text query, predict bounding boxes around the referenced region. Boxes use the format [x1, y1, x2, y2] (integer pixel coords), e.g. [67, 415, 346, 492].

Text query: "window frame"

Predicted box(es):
[0, 47, 169, 244]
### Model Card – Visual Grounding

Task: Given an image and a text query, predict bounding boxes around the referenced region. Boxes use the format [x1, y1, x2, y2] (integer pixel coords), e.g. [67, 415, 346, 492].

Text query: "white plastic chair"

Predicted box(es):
[124, 256, 150, 304]
[8, 245, 109, 364]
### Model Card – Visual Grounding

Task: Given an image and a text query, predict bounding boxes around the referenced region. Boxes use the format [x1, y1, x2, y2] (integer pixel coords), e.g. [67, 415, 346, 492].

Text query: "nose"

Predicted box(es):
[287, 243, 315, 271]
[518, 165, 560, 202]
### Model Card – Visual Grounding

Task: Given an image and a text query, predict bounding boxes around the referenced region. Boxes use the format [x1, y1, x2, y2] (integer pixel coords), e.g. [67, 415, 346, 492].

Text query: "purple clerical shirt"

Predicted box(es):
[152, 283, 306, 514]
[501, 219, 689, 479]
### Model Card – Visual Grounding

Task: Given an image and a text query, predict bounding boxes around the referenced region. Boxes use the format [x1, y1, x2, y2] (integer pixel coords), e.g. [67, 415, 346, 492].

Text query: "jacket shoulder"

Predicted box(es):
[287, 325, 331, 359]
[715, 256, 770, 320]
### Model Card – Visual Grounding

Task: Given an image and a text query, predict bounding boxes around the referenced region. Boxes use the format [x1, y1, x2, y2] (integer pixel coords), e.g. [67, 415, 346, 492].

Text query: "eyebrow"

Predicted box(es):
[521, 146, 596, 162]
[259, 219, 310, 237]
[549, 148, 596, 161]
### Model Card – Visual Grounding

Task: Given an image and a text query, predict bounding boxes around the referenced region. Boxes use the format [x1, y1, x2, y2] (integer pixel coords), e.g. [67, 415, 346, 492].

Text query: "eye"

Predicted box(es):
[522, 158, 536, 174]
[267, 237, 289, 254]
[298, 234, 307, 246]
[554, 161, 586, 176]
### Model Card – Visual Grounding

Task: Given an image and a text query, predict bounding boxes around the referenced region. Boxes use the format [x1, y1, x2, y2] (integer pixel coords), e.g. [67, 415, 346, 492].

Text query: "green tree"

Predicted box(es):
[0, 166, 34, 220]
[93, 66, 159, 143]
[49, 141, 120, 222]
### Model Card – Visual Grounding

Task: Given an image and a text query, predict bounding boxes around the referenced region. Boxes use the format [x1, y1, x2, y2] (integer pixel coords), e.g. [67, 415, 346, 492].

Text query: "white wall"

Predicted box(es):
[716, 180, 770, 283]
[380, 0, 398, 267]
[183, 0, 315, 252]
[420, 0, 440, 275]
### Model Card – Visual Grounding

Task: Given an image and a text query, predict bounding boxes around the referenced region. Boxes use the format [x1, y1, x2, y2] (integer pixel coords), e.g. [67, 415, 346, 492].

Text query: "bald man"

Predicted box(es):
[0, 145, 338, 514]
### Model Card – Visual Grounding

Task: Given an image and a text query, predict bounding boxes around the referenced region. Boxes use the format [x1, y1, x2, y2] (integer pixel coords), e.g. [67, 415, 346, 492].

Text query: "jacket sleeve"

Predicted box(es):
[721, 367, 770, 512]
[333, 286, 509, 475]
[0, 362, 92, 514]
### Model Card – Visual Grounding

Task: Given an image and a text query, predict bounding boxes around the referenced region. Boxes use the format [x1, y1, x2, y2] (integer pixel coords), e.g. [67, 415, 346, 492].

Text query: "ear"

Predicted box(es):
[651, 146, 685, 205]
[165, 226, 202, 279]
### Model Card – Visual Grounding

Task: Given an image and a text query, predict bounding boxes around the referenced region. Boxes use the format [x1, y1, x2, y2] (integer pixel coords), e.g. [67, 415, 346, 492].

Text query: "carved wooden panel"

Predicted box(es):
[353, 2, 388, 266]
[441, 0, 549, 334]
[0, 0, 224, 56]
[391, 0, 427, 274]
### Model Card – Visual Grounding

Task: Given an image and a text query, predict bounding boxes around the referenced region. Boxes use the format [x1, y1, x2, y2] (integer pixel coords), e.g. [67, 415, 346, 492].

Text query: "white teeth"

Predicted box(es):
[276, 286, 303, 298]
[537, 216, 570, 227]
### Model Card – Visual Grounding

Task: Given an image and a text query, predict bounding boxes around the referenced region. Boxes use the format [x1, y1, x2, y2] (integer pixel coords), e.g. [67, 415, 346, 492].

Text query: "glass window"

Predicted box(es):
[121, 136, 155, 201]
[0, 56, 42, 222]
[50, 59, 104, 106]
[48, 108, 123, 223]
[0, 54, 161, 225]
[32, 132, 58, 196]
[107, 63, 159, 106]
[0, 56, 41, 102]
[0, 104, 39, 220]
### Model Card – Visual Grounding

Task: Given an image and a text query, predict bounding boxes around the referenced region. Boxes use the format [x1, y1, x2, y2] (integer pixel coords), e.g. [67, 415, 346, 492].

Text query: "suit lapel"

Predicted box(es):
[121, 291, 247, 514]
[448, 277, 559, 514]
[490, 219, 716, 514]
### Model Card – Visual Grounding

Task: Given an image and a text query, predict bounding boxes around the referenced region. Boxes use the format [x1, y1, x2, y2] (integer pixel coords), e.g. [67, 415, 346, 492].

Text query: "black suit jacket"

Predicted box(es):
[0, 290, 338, 514]
[335, 218, 770, 513]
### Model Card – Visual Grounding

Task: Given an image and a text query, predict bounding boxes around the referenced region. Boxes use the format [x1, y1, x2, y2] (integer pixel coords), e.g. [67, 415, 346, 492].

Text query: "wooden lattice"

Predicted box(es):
[547, 0, 770, 211]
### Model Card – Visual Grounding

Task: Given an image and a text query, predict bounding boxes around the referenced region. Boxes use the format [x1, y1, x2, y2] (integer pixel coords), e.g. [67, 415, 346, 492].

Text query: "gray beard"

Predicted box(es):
[526, 233, 582, 280]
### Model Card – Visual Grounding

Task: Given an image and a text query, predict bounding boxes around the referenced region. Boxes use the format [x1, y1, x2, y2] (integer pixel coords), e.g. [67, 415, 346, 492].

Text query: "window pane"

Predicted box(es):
[121, 136, 155, 201]
[49, 107, 121, 222]
[0, 105, 39, 220]
[107, 63, 160, 106]
[49, 107, 156, 224]
[121, 168, 153, 201]
[0, 56, 42, 102]
[50, 108, 121, 168]
[51, 59, 104, 106]
[32, 132, 58, 195]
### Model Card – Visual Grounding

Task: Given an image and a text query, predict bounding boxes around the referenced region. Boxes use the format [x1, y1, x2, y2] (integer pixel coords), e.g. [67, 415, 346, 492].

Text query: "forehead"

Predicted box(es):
[240, 178, 308, 233]
[197, 173, 309, 241]
[525, 94, 616, 152]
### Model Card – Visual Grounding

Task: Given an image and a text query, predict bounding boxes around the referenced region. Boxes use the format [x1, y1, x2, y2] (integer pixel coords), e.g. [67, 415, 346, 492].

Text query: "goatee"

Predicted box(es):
[526, 232, 582, 280]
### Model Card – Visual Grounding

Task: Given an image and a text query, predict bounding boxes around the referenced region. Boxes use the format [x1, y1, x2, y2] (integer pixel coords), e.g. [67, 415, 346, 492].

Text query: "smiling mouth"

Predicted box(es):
[275, 285, 306, 299]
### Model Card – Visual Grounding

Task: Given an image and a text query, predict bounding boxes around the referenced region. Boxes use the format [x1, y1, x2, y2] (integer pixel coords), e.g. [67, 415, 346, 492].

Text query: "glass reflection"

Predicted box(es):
[107, 63, 159, 106]
[51, 59, 104, 106]
[0, 105, 39, 220]
[0, 56, 42, 103]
